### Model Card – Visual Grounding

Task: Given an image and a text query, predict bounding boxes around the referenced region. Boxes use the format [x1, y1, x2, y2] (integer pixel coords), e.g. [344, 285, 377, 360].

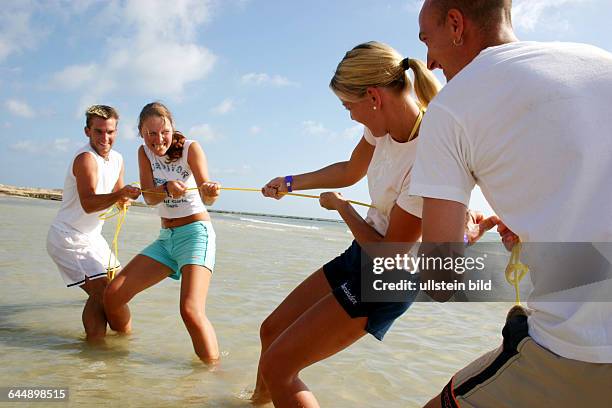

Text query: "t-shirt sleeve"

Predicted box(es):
[396, 188, 423, 218]
[363, 126, 377, 146]
[408, 103, 475, 206]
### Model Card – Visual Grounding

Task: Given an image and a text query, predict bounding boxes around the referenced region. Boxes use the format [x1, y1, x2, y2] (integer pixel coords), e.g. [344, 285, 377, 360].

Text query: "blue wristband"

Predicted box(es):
[162, 182, 170, 197]
[284, 175, 293, 192]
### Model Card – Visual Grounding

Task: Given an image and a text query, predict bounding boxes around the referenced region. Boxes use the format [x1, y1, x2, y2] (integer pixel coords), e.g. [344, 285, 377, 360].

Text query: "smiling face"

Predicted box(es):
[140, 115, 173, 157]
[418, 0, 463, 81]
[84, 117, 117, 158]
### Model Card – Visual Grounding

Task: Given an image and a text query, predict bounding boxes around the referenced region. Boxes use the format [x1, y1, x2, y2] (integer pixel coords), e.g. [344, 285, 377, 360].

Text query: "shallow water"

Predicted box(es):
[0, 196, 513, 407]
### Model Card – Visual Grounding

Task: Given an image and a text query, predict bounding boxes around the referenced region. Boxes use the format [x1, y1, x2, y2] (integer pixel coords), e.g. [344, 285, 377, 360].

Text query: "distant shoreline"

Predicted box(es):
[0, 184, 344, 224]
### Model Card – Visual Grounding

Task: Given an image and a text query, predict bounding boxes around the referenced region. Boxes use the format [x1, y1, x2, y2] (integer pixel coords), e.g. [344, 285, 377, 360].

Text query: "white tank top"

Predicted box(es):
[143, 139, 206, 219]
[51, 143, 123, 236]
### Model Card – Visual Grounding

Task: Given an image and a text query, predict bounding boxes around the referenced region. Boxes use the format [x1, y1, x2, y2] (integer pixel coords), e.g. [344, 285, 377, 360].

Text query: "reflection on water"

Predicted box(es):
[0, 196, 511, 407]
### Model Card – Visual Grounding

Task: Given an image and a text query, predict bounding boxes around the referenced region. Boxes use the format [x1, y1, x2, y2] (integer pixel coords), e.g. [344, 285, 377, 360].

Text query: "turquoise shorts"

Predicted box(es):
[141, 221, 216, 280]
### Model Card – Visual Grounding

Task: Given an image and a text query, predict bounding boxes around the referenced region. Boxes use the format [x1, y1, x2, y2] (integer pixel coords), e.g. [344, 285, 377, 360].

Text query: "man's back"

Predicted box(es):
[421, 41, 612, 241]
[413, 41, 612, 362]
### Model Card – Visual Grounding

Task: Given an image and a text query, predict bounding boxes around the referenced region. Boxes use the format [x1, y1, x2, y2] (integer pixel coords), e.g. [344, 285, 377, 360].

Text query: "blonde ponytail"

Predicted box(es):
[330, 41, 441, 107]
[407, 58, 441, 108]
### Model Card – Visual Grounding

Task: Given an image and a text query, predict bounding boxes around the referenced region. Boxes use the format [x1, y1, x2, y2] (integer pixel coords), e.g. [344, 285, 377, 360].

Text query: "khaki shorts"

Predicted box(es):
[441, 306, 612, 408]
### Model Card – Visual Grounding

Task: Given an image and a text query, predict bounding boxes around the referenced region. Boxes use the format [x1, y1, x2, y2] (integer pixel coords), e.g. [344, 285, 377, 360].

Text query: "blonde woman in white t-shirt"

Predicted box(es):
[250, 42, 441, 407]
[104, 102, 221, 363]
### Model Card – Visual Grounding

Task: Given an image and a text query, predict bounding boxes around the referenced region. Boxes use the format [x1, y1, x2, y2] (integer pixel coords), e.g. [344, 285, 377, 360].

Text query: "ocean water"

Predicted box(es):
[0, 196, 514, 407]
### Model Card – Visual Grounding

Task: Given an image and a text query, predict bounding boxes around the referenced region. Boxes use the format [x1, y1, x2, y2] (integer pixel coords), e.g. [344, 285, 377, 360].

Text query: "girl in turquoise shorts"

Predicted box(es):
[104, 102, 221, 363]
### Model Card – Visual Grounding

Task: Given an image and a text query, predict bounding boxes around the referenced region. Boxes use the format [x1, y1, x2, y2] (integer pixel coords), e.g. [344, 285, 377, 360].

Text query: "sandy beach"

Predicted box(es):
[0, 184, 63, 201]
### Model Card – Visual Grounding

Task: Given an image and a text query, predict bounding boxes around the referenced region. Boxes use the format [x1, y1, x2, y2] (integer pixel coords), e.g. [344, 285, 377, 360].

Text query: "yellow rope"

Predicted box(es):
[141, 186, 375, 208]
[98, 204, 127, 280]
[504, 241, 529, 305]
[99, 185, 374, 280]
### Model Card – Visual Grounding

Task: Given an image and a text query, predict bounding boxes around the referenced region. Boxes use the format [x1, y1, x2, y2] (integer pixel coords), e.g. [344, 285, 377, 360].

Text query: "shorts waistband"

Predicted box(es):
[161, 220, 213, 231]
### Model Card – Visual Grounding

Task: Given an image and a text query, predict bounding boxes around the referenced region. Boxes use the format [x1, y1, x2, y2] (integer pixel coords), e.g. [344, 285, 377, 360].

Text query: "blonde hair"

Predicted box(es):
[85, 105, 119, 128]
[330, 41, 441, 108]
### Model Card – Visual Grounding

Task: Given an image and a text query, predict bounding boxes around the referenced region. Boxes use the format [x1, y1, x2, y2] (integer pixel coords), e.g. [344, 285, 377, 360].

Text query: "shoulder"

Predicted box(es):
[74, 150, 96, 166]
[72, 151, 97, 176]
[186, 140, 204, 159]
[185, 139, 201, 152]
[362, 127, 377, 146]
[138, 145, 151, 162]
[420, 101, 464, 133]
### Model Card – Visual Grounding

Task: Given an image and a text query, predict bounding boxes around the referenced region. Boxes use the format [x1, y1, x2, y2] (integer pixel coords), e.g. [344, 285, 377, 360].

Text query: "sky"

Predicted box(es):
[1, 0, 611, 220]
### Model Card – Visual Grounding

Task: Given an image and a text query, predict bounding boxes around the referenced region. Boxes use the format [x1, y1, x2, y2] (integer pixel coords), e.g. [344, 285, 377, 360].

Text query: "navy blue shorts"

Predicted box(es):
[323, 240, 416, 340]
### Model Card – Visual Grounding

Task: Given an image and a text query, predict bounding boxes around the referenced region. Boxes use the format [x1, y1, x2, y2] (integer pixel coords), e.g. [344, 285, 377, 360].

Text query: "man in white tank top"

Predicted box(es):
[46, 105, 140, 341]
[412, 1, 612, 407]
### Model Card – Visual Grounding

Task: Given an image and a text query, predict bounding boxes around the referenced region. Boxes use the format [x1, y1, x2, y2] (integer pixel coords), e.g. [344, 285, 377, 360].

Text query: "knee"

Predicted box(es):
[259, 315, 281, 348]
[103, 281, 124, 311]
[180, 302, 204, 329]
[259, 347, 295, 388]
[259, 349, 279, 384]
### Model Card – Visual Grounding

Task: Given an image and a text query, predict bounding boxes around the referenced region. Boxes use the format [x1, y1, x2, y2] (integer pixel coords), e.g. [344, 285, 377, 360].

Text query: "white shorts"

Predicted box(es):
[46, 226, 119, 288]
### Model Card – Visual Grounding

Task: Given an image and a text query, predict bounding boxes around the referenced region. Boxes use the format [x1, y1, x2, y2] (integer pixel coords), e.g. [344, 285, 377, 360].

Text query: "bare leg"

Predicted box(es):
[80, 276, 110, 341]
[180, 265, 219, 363]
[103, 255, 171, 333]
[251, 268, 332, 405]
[259, 293, 367, 408]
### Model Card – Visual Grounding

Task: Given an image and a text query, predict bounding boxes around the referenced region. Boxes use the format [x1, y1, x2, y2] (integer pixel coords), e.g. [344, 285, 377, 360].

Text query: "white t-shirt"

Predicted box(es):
[51, 143, 123, 236]
[409, 41, 612, 363]
[363, 127, 423, 236]
[143, 139, 206, 219]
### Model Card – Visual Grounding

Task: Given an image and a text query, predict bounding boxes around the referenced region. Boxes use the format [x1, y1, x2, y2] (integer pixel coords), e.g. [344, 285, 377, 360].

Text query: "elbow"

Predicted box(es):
[344, 171, 364, 187]
[143, 194, 160, 206]
[80, 200, 96, 214]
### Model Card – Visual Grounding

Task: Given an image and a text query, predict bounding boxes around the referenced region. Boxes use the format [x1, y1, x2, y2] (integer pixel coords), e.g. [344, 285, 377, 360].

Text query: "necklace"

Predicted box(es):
[407, 108, 426, 142]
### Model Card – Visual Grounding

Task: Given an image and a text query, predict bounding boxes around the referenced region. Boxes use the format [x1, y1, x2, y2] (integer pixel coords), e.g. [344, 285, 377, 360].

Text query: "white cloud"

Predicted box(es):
[211, 164, 252, 175]
[0, 4, 46, 61]
[50, 0, 217, 101]
[301, 121, 363, 140]
[10, 140, 39, 154]
[512, 0, 590, 32]
[10, 137, 78, 154]
[241, 73, 298, 87]
[52, 138, 71, 152]
[51, 64, 98, 90]
[341, 124, 364, 140]
[211, 98, 235, 115]
[119, 120, 138, 141]
[249, 125, 262, 135]
[405, 0, 588, 33]
[405, 0, 424, 12]
[188, 123, 220, 142]
[302, 120, 333, 137]
[5, 99, 35, 118]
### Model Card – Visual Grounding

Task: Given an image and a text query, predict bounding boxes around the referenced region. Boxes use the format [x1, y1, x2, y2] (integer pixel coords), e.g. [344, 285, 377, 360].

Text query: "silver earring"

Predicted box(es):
[452, 37, 463, 46]
[372, 106, 377, 110]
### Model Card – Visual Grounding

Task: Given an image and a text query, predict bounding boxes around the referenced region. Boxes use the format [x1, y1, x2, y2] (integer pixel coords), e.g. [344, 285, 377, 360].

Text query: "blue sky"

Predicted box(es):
[1, 0, 610, 219]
